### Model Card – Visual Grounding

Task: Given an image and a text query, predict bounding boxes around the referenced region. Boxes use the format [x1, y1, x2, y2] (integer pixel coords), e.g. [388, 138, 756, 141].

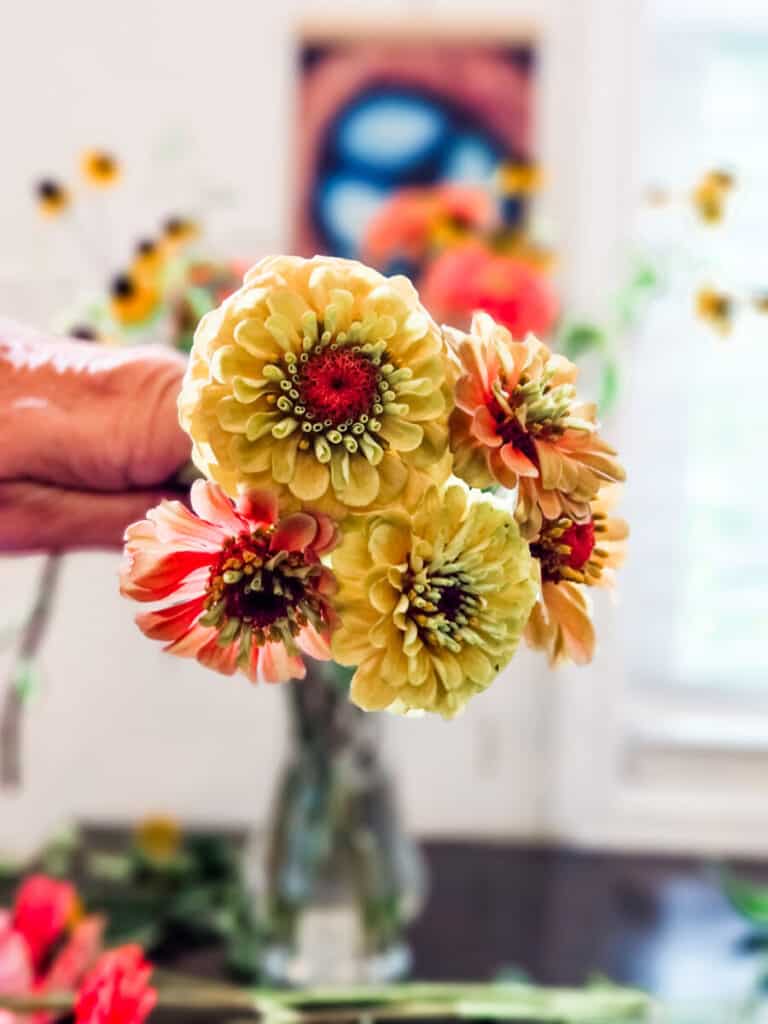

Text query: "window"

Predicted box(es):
[625, 13, 768, 694]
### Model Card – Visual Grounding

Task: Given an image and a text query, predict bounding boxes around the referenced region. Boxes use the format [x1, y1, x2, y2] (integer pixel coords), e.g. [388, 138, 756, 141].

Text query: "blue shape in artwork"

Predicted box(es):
[316, 176, 388, 256]
[337, 94, 446, 175]
[443, 134, 499, 184]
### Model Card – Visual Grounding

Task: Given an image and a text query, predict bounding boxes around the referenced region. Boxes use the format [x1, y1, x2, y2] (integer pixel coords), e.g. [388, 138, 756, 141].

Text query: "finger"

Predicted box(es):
[0, 321, 191, 491]
[0, 481, 184, 554]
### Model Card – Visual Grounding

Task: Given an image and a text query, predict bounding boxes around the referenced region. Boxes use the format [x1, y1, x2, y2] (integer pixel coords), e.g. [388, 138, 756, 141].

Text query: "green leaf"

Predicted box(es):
[13, 658, 38, 700]
[599, 361, 620, 416]
[723, 871, 768, 925]
[560, 323, 606, 360]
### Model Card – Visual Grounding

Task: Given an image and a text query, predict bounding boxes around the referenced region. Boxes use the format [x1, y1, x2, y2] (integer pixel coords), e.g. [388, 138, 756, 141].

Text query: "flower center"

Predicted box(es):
[492, 404, 539, 464]
[258, 323, 415, 466]
[298, 346, 380, 426]
[201, 530, 328, 647]
[404, 566, 485, 653]
[487, 367, 578, 460]
[531, 516, 597, 584]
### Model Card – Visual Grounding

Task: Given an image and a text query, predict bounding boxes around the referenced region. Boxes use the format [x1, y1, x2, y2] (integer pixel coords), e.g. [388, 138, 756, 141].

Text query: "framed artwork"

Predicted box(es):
[292, 22, 537, 262]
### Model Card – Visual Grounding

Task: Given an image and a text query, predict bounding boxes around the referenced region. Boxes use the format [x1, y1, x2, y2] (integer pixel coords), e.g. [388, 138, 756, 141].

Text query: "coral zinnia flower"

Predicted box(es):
[448, 312, 624, 539]
[420, 243, 559, 339]
[525, 486, 629, 665]
[74, 946, 156, 1024]
[179, 255, 453, 517]
[331, 483, 538, 718]
[120, 480, 338, 683]
[363, 184, 495, 268]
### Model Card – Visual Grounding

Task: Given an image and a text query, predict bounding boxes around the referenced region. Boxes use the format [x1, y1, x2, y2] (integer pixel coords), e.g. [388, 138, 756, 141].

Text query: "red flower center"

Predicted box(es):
[560, 520, 595, 570]
[532, 516, 596, 583]
[298, 348, 379, 426]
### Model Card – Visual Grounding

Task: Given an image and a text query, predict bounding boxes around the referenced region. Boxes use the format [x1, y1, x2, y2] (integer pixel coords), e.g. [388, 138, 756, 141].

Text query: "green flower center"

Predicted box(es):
[405, 565, 485, 653]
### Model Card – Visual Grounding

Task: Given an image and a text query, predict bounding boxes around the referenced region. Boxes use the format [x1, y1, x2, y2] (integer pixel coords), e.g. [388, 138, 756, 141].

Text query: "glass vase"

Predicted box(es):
[247, 661, 426, 986]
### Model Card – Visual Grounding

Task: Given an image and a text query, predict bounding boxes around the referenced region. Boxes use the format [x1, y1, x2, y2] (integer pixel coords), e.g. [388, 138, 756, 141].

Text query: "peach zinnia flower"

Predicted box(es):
[420, 242, 559, 339]
[120, 480, 338, 683]
[448, 312, 624, 539]
[525, 486, 629, 665]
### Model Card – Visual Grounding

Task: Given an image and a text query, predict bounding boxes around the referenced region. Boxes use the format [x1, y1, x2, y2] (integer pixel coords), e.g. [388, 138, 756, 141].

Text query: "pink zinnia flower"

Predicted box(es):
[11, 876, 77, 975]
[420, 242, 559, 339]
[120, 480, 339, 683]
[1, 879, 103, 1024]
[74, 946, 156, 1024]
[0, 910, 33, 998]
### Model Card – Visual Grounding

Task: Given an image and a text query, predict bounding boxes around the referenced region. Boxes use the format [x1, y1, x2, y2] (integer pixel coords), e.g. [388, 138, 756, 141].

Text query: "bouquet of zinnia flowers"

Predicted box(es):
[120, 255, 627, 718]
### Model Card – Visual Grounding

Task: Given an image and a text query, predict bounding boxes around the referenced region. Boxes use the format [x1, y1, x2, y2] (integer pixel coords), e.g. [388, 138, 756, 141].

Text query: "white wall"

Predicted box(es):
[0, 0, 644, 855]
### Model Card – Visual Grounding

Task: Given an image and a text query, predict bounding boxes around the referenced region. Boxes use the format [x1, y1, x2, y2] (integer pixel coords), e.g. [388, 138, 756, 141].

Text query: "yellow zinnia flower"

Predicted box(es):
[331, 482, 538, 717]
[179, 255, 453, 517]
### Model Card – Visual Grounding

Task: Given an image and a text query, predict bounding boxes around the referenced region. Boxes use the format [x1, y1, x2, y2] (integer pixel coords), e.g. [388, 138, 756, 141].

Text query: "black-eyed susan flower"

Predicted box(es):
[496, 160, 543, 196]
[131, 237, 164, 283]
[179, 254, 454, 517]
[68, 323, 101, 341]
[80, 149, 121, 187]
[109, 272, 159, 327]
[331, 482, 537, 717]
[447, 312, 624, 540]
[162, 215, 200, 251]
[35, 178, 69, 217]
[525, 485, 628, 665]
[692, 169, 734, 225]
[695, 287, 732, 335]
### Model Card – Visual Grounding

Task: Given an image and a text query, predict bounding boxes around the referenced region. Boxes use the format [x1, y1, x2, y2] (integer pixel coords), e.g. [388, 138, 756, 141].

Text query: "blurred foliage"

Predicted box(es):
[0, 822, 266, 982]
[557, 258, 661, 416]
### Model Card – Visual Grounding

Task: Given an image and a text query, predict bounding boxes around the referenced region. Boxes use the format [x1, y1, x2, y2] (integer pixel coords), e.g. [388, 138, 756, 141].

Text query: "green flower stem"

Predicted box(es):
[0, 980, 654, 1022]
[1, 553, 62, 788]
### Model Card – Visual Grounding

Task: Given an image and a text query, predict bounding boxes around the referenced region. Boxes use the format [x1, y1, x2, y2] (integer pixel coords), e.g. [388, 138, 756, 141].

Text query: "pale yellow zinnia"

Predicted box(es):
[331, 482, 538, 718]
[179, 255, 453, 517]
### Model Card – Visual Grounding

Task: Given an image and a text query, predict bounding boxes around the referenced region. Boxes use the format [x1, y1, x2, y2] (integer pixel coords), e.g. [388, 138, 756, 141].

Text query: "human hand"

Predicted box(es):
[0, 319, 191, 552]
